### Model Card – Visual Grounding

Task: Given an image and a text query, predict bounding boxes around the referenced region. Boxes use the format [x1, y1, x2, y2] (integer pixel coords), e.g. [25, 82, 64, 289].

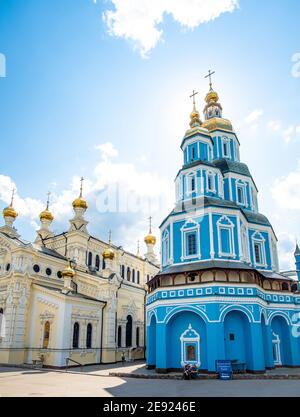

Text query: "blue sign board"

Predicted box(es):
[215, 360, 233, 380]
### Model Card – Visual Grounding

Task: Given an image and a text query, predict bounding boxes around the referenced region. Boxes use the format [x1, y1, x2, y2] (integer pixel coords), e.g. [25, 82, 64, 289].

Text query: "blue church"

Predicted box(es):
[146, 76, 300, 374]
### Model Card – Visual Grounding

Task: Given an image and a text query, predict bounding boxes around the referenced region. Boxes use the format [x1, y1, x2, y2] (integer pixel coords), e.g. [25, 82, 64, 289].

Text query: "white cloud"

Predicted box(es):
[268, 120, 281, 132]
[95, 142, 119, 160]
[271, 161, 300, 210]
[277, 232, 297, 271]
[103, 0, 239, 57]
[244, 109, 264, 125]
[0, 143, 173, 253]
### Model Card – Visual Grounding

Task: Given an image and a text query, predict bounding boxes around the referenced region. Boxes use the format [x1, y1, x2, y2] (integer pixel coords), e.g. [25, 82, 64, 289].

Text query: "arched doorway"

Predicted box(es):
[166, 311, 207, 370]
[270, 316, 292, 366]
[147, 314, 156, 367]
[126, 315, 133, 347]
[224, 310, 251, 369]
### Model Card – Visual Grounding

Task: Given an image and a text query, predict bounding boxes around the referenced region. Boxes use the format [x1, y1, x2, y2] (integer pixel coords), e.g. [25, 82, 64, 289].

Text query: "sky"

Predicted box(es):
[0, 0, 299, 269]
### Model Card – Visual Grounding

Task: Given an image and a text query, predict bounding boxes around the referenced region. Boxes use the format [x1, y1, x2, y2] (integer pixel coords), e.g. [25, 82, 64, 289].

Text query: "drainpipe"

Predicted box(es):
[100, 301, 107, 364]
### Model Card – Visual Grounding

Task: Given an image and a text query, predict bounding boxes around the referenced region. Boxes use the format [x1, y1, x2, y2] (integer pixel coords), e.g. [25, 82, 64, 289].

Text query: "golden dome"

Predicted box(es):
[205, 89, 219, 103]
[3, 205, 18, 219]
[144, 233, 156, 245]
[72, 197, 88, 210]
[202, 117, 233, 132]
[62, 260, 75, 278]
[102, 247, 115, 260]
[40, 209, 54, 222]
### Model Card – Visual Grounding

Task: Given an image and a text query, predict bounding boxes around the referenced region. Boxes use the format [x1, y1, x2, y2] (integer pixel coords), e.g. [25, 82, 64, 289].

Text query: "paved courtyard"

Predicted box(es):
[0, 365, 300, 397]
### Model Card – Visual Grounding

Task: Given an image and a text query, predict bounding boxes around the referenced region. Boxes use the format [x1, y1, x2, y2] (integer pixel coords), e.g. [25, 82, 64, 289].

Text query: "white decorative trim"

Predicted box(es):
[180, 219, 201, 261]
[217, 216, 236, 258]
[180, 324, 201, 368]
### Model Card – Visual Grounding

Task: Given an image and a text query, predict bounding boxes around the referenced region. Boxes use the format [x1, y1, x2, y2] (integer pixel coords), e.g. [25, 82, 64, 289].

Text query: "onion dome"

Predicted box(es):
[144, 216, 156, 245]
[72, 177, 88, 210]
[189, 90, 202, 128]
[62, 259, 75, 279]
[3, 189, 18, 219]
[205, 89, 219, 104]
[40, 193, 54, 222]
[144, 233, 156, 245]
[102, 230, 115, 260]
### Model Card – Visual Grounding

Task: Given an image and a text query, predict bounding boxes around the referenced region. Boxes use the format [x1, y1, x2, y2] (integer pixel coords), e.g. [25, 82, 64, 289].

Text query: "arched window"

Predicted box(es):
[117, 326, 122, 348]
[181, 219, 200, 260]
[95, 255, 100, 271]
[162, 230, 170, 266]
[73, 322, 80, 349]
[87, 252, 93, 267]
[251, 232, 266, 267]
[0, 308, 4, 338]
[132, 269, 135, 283]
[86, 323, 92, 349]
[127, 267, 131, 281]
[217, 216, 235, 258]
[291, 283, 298, 292]
[102, 258, 106, 270]
[126, 315, 133, 347]
[147, 274, 150, 282]
[121, 265, 125, 278]
[42, 321, 50, 349]
[136, 327, 140, 347]
[137, 271, 140, 284]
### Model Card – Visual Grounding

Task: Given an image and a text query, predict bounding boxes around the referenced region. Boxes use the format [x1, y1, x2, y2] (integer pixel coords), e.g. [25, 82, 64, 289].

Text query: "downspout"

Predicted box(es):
[100, 301, 107, 364]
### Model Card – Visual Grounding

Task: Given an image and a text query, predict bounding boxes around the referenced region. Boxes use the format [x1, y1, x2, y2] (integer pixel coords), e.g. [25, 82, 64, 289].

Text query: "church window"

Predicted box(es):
[254, 243, 261, 264]
[136, 327, 140, 347]
[102, 259, 106, 270]
[162, 230, 170, 266]
[207, 172, 215, 192]
[126, 315, 133, 347]
[42, 321, 50, 349]
[95, 255, 100, 271]
[0, 308, 4, 338]
[251, 233, 266, 267]
[217, 216, 235, 258]
[121, 265, 125, 278]
[229, 333, 235, 341]
[291, 284, 298, 292]
[222, 138, 231, 158]
[6, 263, 10, 272]
[57, 271, 62, 279]
[73, 322, 80, 349]
[87, 252, 93, 267]
[187, 233, 197, 256]
[191, 146, 195, 160]
[181, 220, 200, 260]
[86, 323, 92, 349]
[282, 282, 289, 291]
[127, 267, 131, 281]
[132, 269, 135, 283]
[187, 173, 196, 194]
[46, 268, 52, 276]
[33, 264, 40, 273]
[147, 274, 150, 282]
[117, 326, 122, 348]
[137, 271, 140, 284]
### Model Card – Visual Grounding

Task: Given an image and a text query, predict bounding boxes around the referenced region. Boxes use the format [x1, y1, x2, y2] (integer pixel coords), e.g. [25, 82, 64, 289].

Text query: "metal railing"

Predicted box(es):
[65, 358, 83, 373]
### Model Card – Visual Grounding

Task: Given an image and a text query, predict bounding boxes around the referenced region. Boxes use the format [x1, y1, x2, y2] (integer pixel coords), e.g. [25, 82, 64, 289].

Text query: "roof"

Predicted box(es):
[35, 284, 106, 303]
[213, 159, 252, 177]
[34, 245, 67, 261]
[159, 260, 253, 275]
[161, 196, 272, 228]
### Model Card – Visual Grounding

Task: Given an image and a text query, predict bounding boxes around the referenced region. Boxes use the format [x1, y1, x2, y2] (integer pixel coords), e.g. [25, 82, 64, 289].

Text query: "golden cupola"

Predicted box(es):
[102, 231, 115, 260]
[189, 90, 202, 129]
[62, 259, 75, 279]
[144, 217, 156, 246]
[3, 189, 18, 220]
[39, 193, 54, 222]
[72, 177, 88, 210]
[202, 70, 233, 133]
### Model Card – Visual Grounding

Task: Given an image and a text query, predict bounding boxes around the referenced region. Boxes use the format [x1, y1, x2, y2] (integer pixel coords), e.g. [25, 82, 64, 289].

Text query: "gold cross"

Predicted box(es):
[10, 188, 15, 207]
